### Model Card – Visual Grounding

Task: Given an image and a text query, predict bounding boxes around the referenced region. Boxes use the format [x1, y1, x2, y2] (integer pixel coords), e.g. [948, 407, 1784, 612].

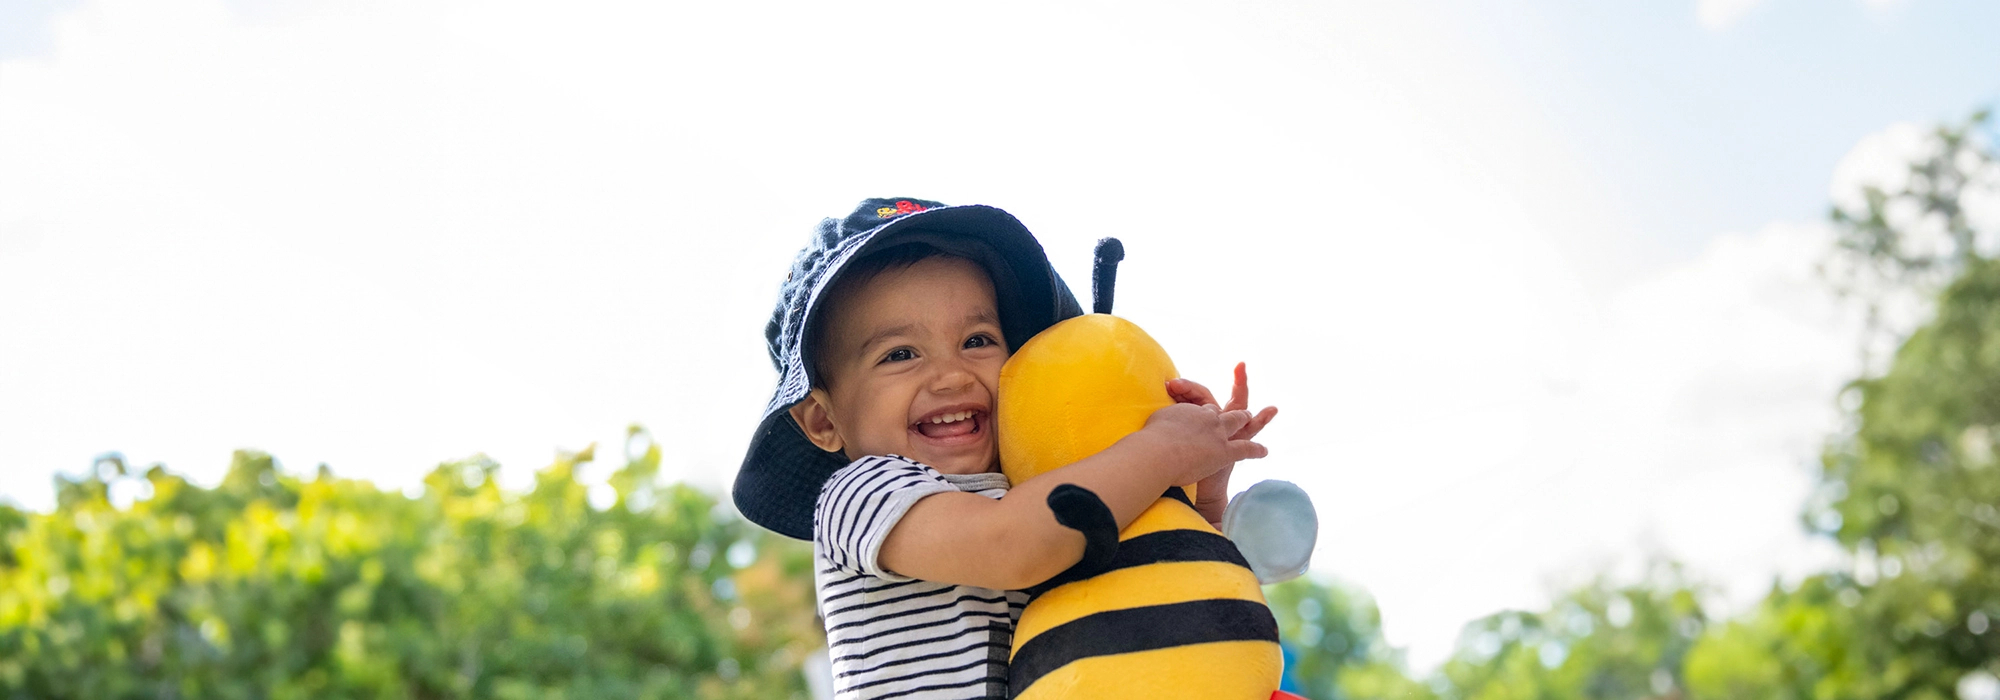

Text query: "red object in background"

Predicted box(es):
[1271, 692, 1311, 700]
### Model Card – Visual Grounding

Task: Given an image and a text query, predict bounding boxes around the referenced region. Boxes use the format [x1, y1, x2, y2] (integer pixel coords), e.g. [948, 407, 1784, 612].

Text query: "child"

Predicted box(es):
[733, 198, 1276, 699]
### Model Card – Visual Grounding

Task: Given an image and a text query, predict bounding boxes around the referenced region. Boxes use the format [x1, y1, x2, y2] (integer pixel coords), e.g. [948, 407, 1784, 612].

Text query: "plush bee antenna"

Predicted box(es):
[1092, 237, 1124, 315]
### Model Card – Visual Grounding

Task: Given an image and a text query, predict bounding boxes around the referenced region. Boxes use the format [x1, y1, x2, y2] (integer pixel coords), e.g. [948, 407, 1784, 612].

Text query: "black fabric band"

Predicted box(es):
[1162, 485, 1192, 509]
[1038, 484, 1120, 588]
[1024, 528, 1251, 599]
[1008, 598, 1280, 694]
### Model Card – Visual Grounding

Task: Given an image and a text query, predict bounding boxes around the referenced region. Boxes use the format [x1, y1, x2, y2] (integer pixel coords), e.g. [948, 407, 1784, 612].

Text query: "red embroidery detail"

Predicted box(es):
[876, 200, 929, 219]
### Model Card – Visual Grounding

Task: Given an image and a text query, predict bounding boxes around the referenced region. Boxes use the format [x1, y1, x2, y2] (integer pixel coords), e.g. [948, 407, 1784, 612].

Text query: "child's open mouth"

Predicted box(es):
[913, 409, 983, 441]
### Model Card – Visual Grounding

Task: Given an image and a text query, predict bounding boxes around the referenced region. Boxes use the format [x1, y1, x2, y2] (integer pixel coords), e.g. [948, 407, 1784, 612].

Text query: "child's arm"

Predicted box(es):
[876, 401, 1266, 591]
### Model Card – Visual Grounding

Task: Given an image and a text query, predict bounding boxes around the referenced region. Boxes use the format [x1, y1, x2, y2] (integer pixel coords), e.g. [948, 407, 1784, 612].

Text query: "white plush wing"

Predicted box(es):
[1220, 480, 1319, 584]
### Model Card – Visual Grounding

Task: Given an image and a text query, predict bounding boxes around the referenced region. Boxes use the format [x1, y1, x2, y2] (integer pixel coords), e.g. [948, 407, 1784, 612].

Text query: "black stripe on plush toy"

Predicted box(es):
[1023, 529, 1251, 599]
[1008, 598, 1280, 694]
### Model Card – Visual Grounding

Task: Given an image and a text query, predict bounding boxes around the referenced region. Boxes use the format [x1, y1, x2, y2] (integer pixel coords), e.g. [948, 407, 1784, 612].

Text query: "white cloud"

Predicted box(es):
[1834, 119, 2000, 256]
[1283, 217, 1859, 668]
[1337, 121, 1965, 667]
[1697, 0, 1768, 30]
[1831, 121, 1932, 212]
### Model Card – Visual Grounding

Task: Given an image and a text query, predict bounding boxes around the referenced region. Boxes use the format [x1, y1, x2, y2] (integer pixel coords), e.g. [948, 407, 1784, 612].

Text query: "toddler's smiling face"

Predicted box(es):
[790, 255, 1008, 475]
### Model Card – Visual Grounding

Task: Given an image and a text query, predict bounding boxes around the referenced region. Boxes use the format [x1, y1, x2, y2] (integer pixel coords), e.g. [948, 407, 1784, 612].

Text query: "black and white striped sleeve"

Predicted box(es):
[813, 455, 958, 581]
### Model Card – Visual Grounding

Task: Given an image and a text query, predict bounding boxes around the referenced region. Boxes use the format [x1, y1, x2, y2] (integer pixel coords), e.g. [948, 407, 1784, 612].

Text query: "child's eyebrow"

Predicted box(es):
[854, 324, 917, 356]
[852, 312, 998, 357]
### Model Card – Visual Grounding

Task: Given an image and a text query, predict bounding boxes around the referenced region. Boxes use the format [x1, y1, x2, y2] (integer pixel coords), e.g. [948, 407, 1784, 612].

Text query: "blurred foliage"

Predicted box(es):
[1787, 106, 1998, 699]
[1829, 109, 1994, 291]
[1413, 252, 2000, 700]
[1682, 574, 1867, 699]
[1267, 576, 1435, 700]
[1826, 109, 1998, 370]
[1775, 253, 2000, 699]
[0, 427, 821, 699]
[1436, 562, 1709, 700]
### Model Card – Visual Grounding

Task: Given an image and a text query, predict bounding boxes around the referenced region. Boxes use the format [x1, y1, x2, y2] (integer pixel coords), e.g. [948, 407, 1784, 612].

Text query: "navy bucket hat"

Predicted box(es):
[735, 197, 1083, 540]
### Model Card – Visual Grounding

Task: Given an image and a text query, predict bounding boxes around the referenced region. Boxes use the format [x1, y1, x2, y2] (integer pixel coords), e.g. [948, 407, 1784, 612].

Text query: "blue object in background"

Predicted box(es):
[1280, 640, 1303, 694]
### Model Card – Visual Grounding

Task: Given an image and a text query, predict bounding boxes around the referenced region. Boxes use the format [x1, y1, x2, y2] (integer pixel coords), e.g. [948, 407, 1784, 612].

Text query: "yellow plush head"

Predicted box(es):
[996, 313, 1178, 486]
[991, 238, 1283, 699]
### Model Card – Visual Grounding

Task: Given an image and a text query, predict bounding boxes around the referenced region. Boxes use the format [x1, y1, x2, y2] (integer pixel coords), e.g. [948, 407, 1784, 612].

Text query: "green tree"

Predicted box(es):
[1682, 110, 2000, 700]
[1683, 574, 1867, 700]
[1266, 575, 1435, 700]
[1826, 109, 1998, 364]
[1792, 256, 2000, 698]
[1434, 562, 1709, 700]
[0, 427, 822, 699]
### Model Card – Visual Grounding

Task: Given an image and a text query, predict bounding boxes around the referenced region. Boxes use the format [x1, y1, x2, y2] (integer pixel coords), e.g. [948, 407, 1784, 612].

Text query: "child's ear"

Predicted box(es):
[788, 389, 846, 455]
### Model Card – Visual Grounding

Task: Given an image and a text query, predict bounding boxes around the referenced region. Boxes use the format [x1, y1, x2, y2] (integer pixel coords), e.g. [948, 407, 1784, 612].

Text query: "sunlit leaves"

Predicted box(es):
[1266, 575, 1434, 700]
[1435, 562, 1709, 700]
[0, 427, 820, 699]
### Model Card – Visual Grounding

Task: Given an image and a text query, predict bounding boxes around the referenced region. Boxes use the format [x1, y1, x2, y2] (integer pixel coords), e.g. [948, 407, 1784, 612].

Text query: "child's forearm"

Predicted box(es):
[982, 430, 1199, 586]
[1012, 431, 1192, 533]
[877, 430, 1195, 590]
[879, 404, 1256, 590]
[1193, 464, 1234, 528]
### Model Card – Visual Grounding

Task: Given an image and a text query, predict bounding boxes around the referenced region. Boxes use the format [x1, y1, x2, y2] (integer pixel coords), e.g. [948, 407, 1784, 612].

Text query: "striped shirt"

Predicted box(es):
[813, 455, 1029, 700]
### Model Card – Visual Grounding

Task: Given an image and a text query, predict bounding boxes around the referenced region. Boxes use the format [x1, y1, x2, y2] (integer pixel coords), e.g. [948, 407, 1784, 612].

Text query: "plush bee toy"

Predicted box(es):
[996, 239, 1311, 700]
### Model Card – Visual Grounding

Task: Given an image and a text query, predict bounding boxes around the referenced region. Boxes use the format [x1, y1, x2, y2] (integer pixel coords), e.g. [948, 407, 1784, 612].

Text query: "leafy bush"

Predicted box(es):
[0, 428, 822, 700]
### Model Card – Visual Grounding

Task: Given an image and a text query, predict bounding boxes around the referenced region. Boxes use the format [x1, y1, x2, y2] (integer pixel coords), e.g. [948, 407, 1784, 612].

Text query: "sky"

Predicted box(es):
[2, 0, 1997, 671]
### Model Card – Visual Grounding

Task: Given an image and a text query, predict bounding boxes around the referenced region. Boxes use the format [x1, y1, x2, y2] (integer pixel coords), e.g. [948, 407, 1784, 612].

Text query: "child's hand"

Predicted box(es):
[1139, 401, 1267, 488]
[1167, 363, 1278, 441]
[1167, 363, 1279, 528]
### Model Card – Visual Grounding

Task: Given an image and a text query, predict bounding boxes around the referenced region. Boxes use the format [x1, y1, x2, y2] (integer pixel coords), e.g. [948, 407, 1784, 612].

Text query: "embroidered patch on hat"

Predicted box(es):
[875, 200, 929, 219]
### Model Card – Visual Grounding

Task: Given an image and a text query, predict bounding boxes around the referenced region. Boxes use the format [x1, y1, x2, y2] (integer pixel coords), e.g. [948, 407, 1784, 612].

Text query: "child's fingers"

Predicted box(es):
[1232, 406, 1279, 440]
[1227, 439, 1268, 461]
[1218, 409, 1253, 436]
[1167, 378, 1217, 406]
[1226, 362, 1250, 412]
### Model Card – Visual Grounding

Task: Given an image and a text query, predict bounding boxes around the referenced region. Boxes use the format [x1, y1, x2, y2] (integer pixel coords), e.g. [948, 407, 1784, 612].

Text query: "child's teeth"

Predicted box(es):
[928, 411, 973, 424]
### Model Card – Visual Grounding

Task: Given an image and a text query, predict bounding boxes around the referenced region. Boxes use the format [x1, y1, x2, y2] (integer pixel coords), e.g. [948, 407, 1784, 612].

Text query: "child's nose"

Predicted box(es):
[928, 363, 978, 393]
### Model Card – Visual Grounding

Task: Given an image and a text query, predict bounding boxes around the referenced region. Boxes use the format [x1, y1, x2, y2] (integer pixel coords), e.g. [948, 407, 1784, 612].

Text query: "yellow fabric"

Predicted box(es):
[1123, 494, 1214, 536]
[1013, 640, 1284, 700]
[1012, 559, 1266, 646]
[997, 311, 1282, 699]
[998, 314, 1178, 485]
[1010, 497, 1235, 645]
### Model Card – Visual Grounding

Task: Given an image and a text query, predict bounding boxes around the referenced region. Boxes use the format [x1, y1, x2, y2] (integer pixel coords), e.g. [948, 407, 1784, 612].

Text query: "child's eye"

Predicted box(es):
[882, 347, 916, 363]
[964, 334, 997, 350]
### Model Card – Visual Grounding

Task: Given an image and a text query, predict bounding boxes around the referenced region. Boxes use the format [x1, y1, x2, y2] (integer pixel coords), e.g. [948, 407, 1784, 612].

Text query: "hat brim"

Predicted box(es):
[733, 205, 1081, 540]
